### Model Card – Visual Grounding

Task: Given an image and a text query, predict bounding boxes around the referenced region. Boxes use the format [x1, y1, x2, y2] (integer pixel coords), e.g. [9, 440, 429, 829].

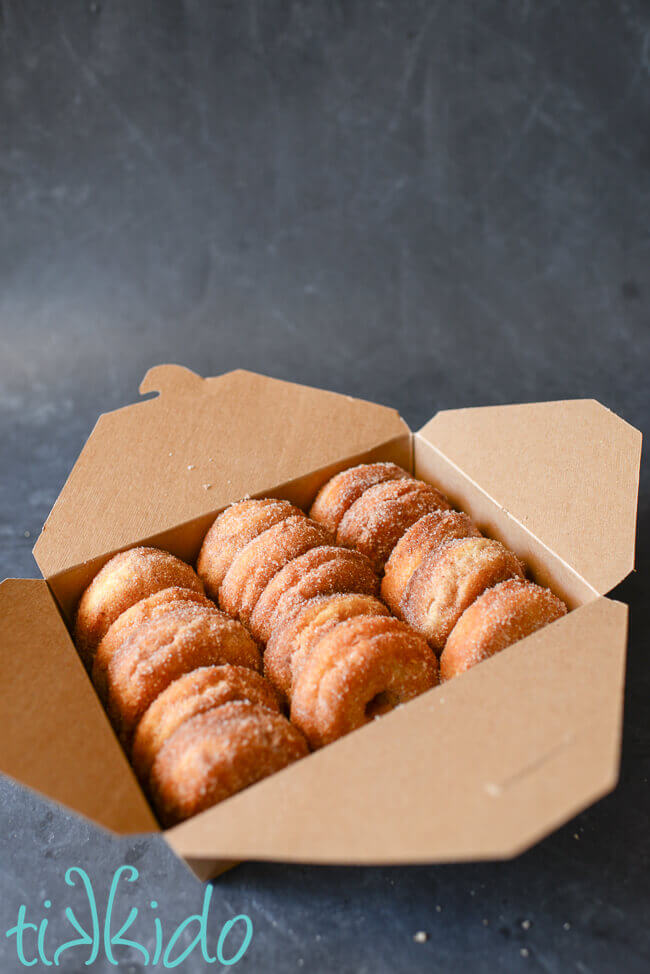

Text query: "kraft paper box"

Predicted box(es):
[0, 365, 642, 882]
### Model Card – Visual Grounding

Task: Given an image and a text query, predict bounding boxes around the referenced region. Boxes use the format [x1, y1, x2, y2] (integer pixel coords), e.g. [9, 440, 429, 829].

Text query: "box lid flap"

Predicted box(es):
[416, 400, 641, 594]
[165, 596, 626, 864]
[0, 579, 158, 834]
[33, 366, 409, 577]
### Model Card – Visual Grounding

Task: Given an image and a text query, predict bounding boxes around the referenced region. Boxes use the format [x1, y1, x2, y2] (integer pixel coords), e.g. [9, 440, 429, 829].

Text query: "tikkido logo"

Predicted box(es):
[5, 866, 253, 968]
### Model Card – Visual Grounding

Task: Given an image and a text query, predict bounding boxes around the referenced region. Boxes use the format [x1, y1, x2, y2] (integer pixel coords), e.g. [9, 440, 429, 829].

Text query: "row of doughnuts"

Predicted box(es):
[309, 463, 567, 678]
[196, 499, 439, 747]
[74, 548, 307, 825]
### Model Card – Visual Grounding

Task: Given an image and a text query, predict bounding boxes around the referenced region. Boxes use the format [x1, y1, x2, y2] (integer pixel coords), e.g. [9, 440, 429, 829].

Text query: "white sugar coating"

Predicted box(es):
[336, 478, 451, 572]
[309, 462, 411, 534]
[250, 545, 380, 643]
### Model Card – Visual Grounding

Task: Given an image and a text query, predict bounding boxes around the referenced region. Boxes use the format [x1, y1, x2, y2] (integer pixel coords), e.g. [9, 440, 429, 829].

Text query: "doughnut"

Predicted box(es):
[381, 511, 480, 616]
[74, 547, 204, 668]
[197, 498, 304, 600]
[249, 545, 380, 644]
[440, 579, 567, 681]
[219, 516, 332, 627]
[290, 615, 438, 748]
[92, 586, 215, 703]
[401, 537, 525, 652]
[336, 479, 452, 573]
[104, 603, 261, 748]
[131, 665, 282, 785]
[309, 462, 410, 534]
[264, 593, 390, 702]
[149, 701, 309, 826]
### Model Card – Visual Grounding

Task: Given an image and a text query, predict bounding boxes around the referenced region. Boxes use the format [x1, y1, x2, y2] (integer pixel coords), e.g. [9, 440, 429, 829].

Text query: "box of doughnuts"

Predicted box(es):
[0, 365, 641, 880]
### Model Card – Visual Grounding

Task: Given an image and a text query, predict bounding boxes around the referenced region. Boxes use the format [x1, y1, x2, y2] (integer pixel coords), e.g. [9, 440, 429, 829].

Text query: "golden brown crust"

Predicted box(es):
[336, 479, 451, 573]
[440, 579, 567, 680]
[92, 587, 215, 703]
[401, 537, 525, 652]
[309, 462, 410, 535]
[149, 701, 309, 826]
[104, 603, 261, 748]
[290, 615, 438, 748]
[218, 516, 332, 626]
[131, 665, 282, 785]
[249, 545, 380, 644]
[264, 593, 389, 702]
[74, 547, 204, 669]
[197, 499, 304, 600]
[381, 511, 480, 616]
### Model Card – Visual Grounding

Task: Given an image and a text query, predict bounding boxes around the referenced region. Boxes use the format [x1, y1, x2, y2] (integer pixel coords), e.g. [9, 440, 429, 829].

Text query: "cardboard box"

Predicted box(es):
[0, 365, 642, 882]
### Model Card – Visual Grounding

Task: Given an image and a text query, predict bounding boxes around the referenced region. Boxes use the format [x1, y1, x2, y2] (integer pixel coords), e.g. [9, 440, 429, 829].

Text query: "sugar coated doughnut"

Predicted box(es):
[249, 545, 380, 643]
[264, 592, 390, 702]
[131, 665, 282, 785]
[149, 701, 308, 826]
[336, 479, 451, 572]
[382, 510, 480, 616]
[197, 498, 304, 600]
[290, 615, 438, 748]
[104, 603, 261, 748]
[74, 547, 204, 668]
[309, 462, 410, 534]
[402, 537, 525, 652]
[92, 586, 215, 703]
[440, 579, 567, 681]
[219, 516, 332, 626]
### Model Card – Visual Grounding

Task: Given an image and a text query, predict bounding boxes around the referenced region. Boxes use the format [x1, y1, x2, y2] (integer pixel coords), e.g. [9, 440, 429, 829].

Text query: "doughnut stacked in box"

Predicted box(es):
[73, 464, 566, 828]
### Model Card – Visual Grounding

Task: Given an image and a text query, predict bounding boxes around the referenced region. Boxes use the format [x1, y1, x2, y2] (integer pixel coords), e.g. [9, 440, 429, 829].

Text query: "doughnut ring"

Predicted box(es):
[264, 592, 390, 702]
[74, 546, 204, 668]
[440, 579, 567, 681]
[131, 664, 282, 785]
[401, 537, 525, 652]
[336, 478, 452, 572]
[149, 701, 309, 826]
[104, 603, 261, 748]
[249, 545, 380, 644]
[309, 462, 410, 535]
[197, 498, 304, 600]
[92, 586, 215, 703]
[381, 510, 480, 616]
[218, 516, 332, 627]
[290, 615, 438, 748]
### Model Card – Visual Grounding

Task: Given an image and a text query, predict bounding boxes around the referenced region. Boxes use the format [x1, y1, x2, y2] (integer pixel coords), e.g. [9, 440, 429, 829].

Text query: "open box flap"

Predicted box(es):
[0, 579, 158, 834]
[165, 597, 626, 864]
[416, 400, 641, 595]
[33, 366, 410, 578]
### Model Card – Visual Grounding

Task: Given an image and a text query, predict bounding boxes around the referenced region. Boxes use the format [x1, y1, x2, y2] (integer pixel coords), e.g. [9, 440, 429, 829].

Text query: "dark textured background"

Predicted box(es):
[1, 1, 648, 971]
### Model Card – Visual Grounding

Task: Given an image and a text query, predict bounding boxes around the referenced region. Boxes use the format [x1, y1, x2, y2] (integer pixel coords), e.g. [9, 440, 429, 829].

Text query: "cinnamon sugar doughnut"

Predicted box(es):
[402, 537, 525, 652]
[336, 479, 452, 573]
[219, 516, 332, 626]
[290, 615, 438, 748]
[74, 547, 204, 668]
[264, 593, 390, 702]
[149, 701, 308, 826]
[249, 545, 380, 644]
[104, 603, 261, 748]
[197, 498, 304, 600]
[382, 511, 480, 616]
[92, 586, 215, 703]
[309, 462, 410, 535]
[440, 579, 567, 681]
[132, 665, 282, 785]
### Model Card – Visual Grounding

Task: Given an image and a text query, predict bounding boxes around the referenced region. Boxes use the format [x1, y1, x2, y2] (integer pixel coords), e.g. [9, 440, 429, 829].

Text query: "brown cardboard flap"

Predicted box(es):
[33, 366, 409, 577]
[165, 597, 626, 864]
[0, 579, 158, 834]
[417, 400, 641, 595]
